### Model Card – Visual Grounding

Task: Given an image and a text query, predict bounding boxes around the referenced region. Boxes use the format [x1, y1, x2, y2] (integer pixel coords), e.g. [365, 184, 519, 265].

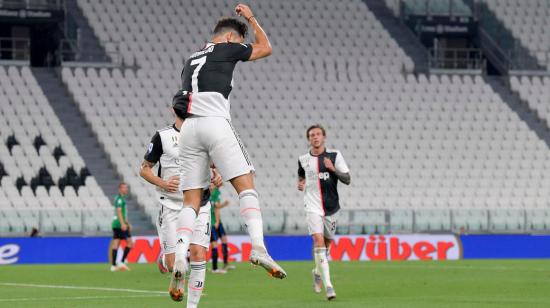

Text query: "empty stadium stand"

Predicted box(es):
[481, 0, 550, 69]
[0, 65, 112, 234]
[49, 0, 549, 235]
[510, 75, 550, 129]
[2, 0, 548, 235]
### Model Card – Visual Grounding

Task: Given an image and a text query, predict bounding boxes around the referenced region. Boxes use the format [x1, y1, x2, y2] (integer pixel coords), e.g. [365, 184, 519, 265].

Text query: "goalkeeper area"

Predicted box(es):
[0, 260, 548, 308]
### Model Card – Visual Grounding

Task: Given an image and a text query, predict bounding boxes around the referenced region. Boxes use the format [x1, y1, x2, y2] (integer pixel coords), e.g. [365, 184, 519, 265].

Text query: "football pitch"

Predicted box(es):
[1, 260, 549, 308]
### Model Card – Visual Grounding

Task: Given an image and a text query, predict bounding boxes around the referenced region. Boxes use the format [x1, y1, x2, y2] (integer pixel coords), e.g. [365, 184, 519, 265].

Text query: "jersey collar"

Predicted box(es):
[309, 148, 326, 157]
[172, 123, 180, 132]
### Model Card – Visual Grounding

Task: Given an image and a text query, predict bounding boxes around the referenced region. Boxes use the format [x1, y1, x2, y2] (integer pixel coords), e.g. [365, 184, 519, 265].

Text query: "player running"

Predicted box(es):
[297, 125, 351, 301]
[209, 184, 233, 273]
[172, 4, 286, 297]
[139, 93, 222, 306]
[110, 182, 133, 272]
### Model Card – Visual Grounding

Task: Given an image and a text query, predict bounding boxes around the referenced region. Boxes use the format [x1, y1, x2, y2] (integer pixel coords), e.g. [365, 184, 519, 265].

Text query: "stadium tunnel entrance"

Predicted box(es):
[0, 4, 65, 67]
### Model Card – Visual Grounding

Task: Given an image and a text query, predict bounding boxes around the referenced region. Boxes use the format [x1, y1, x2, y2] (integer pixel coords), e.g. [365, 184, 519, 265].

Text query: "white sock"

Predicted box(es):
[174, 207, 197, 271]
[314, 247, 333, 289]
[238, 189, 267, 253]
[187, 261, 206, 308]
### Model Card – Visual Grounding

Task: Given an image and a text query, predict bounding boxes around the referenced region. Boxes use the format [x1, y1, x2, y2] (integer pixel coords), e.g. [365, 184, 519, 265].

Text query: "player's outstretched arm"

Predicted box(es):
[139, 160, 179, 192]
[235, 4, 272, 60]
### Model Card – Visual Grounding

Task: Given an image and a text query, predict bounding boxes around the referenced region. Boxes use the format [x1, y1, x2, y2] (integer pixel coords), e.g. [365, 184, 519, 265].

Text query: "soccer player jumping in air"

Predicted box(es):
[298, 125, 351, 301]
[171, 3, 287, 300]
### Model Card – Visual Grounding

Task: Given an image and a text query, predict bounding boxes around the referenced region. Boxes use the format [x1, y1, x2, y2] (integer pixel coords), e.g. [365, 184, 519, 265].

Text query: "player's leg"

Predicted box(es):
[171, 117, 211, 299]
[230, 172, 286, 277]
[187, 203, 211, 308]
[155, 206, 169, 274]
[321, 215, 338, 300]
[163, 206, 186, 301]
[210, 223, 220, 272]
[219, 224, 233, 269]
[113, 229, 131, 271]
[110, 233, 120, 271]
[119, 231, 133, 270]
[307, 212, 327, 294]
[228, 174, 266, 251]
[206, 117, 286, 278]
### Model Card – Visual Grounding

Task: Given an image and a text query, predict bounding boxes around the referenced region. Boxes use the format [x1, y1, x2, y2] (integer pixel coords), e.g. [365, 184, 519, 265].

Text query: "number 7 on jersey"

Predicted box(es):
[190, 56, 206, 93]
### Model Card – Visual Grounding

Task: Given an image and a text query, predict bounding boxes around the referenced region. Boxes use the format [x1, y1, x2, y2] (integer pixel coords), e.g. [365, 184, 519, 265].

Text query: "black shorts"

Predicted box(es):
[112, 228, 131, 240]
[210, 223, 226, 242]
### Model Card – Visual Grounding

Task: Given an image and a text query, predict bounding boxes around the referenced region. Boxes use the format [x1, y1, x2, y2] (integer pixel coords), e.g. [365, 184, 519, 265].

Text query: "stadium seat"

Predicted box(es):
[0, 66, 109, 234]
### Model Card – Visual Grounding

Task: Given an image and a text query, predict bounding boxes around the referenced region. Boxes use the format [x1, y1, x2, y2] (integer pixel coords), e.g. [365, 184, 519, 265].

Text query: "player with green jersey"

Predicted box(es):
[209, 185, 232, 273]
[110, 182, 133, 272]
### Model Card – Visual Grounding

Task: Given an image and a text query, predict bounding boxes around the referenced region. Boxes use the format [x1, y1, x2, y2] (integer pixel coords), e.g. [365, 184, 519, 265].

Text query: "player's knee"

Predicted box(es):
[111, 240, 120, 249]
[232, 174, 255, 193]
[312, 234, 325, 247]
[189, 245, 206, 262]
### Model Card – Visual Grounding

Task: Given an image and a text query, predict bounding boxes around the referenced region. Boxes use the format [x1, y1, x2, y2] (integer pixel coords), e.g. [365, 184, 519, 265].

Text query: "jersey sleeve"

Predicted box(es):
[335, 151, 350, 173]
[144, 132, 163, 163]
[219, 43, 253, 62]
[114, 197, 124, 208]
[298, 160, 305, 179]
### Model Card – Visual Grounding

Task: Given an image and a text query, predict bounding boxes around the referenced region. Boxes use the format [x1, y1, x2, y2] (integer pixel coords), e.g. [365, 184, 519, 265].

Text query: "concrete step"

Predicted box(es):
[362, 0, 429, 74]
[65, 0, 111, 62]
[485, 76, 550, 147]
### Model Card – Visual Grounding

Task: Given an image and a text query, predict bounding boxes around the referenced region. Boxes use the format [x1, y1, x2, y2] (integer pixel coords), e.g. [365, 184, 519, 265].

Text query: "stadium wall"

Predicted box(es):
[1, 234, 550, 265]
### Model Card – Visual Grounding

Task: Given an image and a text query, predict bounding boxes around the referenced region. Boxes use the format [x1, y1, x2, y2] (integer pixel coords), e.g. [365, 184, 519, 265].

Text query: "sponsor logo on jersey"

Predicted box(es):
[318, 172, 330, 181]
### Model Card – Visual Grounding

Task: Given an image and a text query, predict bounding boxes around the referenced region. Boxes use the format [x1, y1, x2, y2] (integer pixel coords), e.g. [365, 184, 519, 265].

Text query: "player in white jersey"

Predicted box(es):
[140, 93, 222, 306]
[171, 4, 286, 297]
[297, 125, 351, 301]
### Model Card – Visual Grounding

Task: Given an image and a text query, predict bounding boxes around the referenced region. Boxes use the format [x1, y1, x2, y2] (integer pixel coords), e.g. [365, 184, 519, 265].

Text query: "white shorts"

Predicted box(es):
[178, 116, 255, 191]
[306, 212, 338, 239]
[156, 200, 211, 254]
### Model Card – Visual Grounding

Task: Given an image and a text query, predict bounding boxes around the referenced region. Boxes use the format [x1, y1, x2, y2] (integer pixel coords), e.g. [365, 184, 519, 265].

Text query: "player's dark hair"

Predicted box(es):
[118, 182, 127, 188]
[306, 124, 326, 139]
[213, 17, 248, 38]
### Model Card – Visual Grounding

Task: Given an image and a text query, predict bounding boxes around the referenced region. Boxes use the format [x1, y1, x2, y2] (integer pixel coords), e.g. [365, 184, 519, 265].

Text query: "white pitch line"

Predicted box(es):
[0, 282, 165, 294]
[0, 294, 164, 303]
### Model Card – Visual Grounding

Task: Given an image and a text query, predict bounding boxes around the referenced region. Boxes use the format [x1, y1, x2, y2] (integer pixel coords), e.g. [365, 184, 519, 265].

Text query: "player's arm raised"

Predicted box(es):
[235, 4, 272, 60]
[140, 160, 179, 192]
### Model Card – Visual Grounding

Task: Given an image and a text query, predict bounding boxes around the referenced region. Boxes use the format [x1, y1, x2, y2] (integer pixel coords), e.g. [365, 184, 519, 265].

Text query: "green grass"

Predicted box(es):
[1, 260, 550, 307]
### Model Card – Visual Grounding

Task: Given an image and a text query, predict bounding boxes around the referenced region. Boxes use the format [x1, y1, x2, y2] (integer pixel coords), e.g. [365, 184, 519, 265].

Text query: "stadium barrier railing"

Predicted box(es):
[0, 37, 30, 62]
